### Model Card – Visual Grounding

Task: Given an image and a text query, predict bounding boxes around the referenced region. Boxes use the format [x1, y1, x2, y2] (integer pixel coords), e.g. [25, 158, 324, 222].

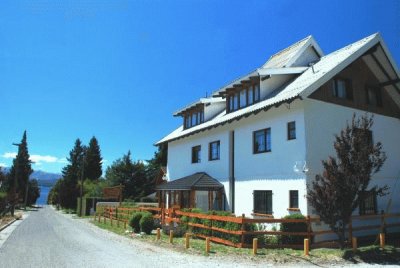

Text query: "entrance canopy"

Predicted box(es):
[155, 172, 224, 191]
[155, 172, 225, 210]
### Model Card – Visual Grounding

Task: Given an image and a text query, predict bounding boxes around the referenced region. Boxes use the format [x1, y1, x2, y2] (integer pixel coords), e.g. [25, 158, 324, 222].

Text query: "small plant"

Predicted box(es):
[129, 212, 144, 233]
[280, 213, 307, 245]
[139, 212, 154, 234]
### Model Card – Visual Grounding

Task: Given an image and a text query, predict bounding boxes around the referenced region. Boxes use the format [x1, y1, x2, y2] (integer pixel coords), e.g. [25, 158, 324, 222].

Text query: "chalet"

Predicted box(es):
[155, 33, 400, 229]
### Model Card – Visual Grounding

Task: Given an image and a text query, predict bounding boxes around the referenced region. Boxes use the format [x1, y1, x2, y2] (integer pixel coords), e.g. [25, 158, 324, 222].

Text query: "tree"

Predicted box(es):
[85, 136, 102, 181]
[26, 179, 40, 206]
[144, 145, 168, 196]
[9, 131, 33, 211]
[105, 151, 147, 200]
[60, 139, 85, 209]
[307, 114, 387, 248]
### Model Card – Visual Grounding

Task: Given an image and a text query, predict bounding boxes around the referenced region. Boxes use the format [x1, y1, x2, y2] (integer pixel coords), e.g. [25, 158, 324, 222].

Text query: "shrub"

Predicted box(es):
[129, 212, 144, 233]
[139, 212, 154, 234]
[280, 213, 308, 245]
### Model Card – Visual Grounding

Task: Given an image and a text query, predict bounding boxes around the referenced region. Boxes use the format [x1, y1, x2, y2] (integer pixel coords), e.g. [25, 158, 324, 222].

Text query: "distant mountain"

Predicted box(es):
[31, 170, 62, 187]
[1, 168, 61, 187]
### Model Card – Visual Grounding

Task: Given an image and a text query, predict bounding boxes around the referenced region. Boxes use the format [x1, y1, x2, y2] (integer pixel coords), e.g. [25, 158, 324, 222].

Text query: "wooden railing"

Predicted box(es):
[95, 205, 400, 249]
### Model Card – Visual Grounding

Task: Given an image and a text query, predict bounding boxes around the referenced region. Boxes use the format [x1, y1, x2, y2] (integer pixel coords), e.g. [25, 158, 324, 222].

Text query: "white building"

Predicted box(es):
[155, 33, 400, 226]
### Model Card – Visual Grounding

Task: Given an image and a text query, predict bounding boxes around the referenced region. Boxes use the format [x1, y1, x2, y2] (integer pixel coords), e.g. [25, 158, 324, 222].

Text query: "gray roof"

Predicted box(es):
[155, 172, 224, 191]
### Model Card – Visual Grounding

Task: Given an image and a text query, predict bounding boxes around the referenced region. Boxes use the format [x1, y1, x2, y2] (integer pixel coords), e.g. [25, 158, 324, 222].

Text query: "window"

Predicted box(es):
[359, 190, 377, 215]
[239, 89, 247, 108]
[191, 145, 201, 163]
[289, 190, 299, 208]
[287, 121, 296, 140]
[254, 84, 260, 102]
[233, 94, 239, 111]
[209, 141, 220, 161]
[183, 109, 204, 129]
[253, 190, 272, 214]
[253, 128, 271, 154]
[354, 128, 373, 146]
[366, 87, 383, 107]
[248, 86, 254, 105]
[332, 78, 353, 100]
[226, 82, 261, 113]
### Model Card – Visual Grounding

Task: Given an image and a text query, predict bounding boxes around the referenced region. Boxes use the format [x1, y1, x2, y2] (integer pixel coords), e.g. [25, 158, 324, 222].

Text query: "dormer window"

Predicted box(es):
[183, 108, 204, 129]
[227, 82, 260, 113]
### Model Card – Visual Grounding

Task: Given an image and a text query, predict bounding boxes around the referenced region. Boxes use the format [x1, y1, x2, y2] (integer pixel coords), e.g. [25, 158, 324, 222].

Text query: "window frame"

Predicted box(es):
[191, 145, 201, 164]
[359, 190, 377, 215]
[289, 190, 299, 209]
[332, 78, 353, 100]
[208, 140, 220, 161]
[226, 82, 261, 113]
[253, 190, 273, 214]
[366, 86, 383, 107]
[253, 128, 271, 154]
[287, 121, 296, 140]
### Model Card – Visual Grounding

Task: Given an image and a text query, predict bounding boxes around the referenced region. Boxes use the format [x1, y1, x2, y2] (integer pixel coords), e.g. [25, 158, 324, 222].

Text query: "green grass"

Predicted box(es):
[89, 217, 400, 265]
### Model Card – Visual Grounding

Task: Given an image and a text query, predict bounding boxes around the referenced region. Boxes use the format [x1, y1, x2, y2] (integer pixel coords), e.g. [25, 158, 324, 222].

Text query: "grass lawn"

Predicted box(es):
[90, 216, 400, 265]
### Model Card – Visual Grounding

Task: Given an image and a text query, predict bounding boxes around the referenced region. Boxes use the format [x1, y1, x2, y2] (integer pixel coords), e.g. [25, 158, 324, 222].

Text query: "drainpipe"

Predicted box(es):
[229, 130, 235, 213]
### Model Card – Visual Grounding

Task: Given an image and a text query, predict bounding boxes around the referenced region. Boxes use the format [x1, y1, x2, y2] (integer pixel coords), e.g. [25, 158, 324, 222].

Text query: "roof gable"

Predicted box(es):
[156, 33, 400, 145]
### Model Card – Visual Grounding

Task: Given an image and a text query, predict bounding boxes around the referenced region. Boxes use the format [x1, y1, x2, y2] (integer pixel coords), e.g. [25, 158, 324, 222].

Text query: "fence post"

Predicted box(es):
[380, 233, 385, 248]
[352, 237, 357, 252]
[252, 238, 258, 256]
[110, 207, 113, 226]
[156, 228, 161, 241]
[304, 239, 309, 256]
[348, 217, 353, 244]
[206, 237, 210, 254]
[307, 215, 312, 243]
[169, 230, 174, 244]
[185, 233, 190, 249]
[240, 214, 245, 247]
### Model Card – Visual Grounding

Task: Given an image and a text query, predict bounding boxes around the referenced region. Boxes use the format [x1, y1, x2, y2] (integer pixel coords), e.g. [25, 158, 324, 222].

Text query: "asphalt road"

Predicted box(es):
[0, 206, 261, 268]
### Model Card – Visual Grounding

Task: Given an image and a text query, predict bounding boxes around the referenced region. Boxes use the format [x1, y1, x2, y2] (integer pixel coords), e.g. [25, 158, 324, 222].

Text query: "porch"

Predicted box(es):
[155, 172, 225, 211]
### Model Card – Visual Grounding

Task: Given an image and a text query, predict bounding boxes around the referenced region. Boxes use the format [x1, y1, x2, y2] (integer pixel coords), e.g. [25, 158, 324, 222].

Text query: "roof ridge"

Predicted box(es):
[266, 35, 312, 63]
[192, 172, 206, 186]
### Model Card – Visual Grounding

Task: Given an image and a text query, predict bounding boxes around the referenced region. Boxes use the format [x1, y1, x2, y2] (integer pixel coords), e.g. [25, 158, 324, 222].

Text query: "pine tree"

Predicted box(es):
[85, 136, 102, 181]
[9, 131, 33, 209]
[307, 114, 387, 248]
[60, 139, 85, 209]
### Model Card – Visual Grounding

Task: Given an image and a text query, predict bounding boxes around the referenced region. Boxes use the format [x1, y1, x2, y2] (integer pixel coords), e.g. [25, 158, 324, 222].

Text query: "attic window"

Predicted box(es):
[184, 108, 204, 129]
[332, 78, 353, 100]
[366, 86, 383, 107]
[227, 82, 260, 113]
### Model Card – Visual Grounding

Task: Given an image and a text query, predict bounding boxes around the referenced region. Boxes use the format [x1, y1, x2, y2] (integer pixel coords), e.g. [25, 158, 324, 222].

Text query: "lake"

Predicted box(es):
[37, 186, 51, 205]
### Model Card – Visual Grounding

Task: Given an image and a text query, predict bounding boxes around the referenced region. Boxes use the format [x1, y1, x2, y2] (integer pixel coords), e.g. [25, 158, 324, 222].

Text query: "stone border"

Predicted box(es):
[0, 218, 17, 233]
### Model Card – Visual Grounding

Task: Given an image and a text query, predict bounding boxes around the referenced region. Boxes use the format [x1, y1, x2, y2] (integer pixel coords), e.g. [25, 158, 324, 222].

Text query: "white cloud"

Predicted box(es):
[57, 158, 68, 164]
[30, 155, 58, 163]
[1, 152, 17, 159]
[33, 162, 42, 166]
[0, 163, 7, 167]
[1, 152, 67, 166]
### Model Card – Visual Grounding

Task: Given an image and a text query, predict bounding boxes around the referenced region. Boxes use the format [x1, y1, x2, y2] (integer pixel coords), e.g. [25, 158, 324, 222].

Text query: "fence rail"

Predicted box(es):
[95, 205, 400, 249]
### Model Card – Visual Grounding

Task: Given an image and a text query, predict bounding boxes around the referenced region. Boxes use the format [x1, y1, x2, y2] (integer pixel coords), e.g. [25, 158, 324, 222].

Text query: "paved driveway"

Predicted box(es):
[0, 206, 262, 268]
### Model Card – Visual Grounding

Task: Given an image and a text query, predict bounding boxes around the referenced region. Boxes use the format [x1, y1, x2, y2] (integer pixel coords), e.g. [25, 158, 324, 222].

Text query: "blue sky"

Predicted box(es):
[0, 0, 399, 173]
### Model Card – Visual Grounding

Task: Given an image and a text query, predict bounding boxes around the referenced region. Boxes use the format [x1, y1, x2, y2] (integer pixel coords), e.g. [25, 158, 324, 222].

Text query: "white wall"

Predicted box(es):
[167, 99, 308, 218]
[292, 46, 320, 67]
[304, 99, 400, 241]
[260, 74, 295, 100]
[204, 101, 225, 121]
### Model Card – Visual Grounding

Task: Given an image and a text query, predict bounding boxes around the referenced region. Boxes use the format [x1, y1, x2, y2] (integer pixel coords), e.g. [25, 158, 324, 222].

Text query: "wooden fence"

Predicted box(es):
[95, 205, 400, 249]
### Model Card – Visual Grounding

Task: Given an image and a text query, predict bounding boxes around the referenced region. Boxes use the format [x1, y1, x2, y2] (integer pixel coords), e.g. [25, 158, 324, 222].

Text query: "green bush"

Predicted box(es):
[139, 212, 154, 234]
[129, 212, 144, 233]
[280, 213, 308, 245]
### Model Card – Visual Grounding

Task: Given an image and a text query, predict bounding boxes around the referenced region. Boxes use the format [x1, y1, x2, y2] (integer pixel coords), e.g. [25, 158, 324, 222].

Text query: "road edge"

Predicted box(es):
[0, 219, 17, 232]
